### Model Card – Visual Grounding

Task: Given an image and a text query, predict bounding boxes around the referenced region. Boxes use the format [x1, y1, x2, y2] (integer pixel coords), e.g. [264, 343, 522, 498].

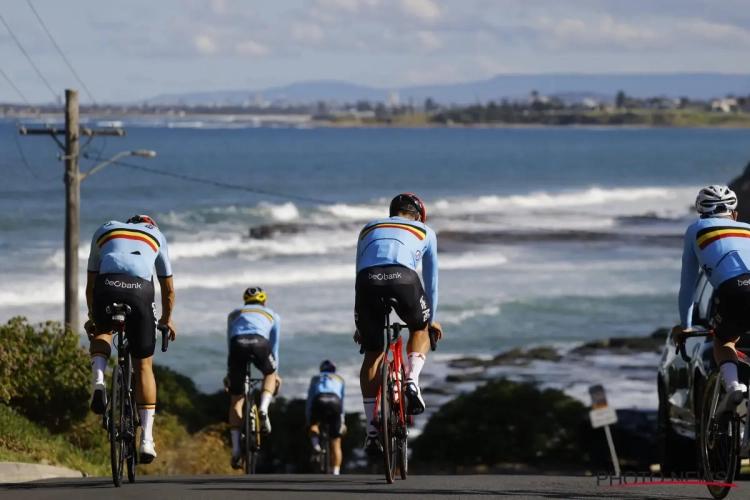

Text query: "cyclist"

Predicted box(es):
[305, 360, 347, 475]
[673, 185, 750, 416]
[353, 193, 443, 457]
[225, 286, 281, 469]
[84, 215, 176, 464]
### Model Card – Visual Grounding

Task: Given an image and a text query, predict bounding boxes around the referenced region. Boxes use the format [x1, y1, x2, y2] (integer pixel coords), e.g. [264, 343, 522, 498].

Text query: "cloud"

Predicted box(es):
[532, 15, 661, 50]
[415, 31, 442, 50]
[290, 22, 325, 43]
[316, 0, 361, 12]
[677, 18, 750, 47]
[235, 40, 270, 57]
[192, 34, 219, 55]
[398, 0, 441, 23]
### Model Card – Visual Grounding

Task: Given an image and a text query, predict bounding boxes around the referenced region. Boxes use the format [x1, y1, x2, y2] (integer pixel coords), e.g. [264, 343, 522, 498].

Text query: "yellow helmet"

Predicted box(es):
[243, 286, 267, 304]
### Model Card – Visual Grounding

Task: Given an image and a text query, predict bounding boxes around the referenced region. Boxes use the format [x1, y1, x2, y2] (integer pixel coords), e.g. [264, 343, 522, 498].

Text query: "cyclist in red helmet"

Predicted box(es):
[84, 215, 176, 465]
[353, 193, 443, 458]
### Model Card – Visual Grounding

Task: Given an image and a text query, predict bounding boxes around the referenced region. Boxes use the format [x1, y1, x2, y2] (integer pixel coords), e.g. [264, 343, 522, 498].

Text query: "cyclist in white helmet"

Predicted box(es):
[673, 185, 750, 416]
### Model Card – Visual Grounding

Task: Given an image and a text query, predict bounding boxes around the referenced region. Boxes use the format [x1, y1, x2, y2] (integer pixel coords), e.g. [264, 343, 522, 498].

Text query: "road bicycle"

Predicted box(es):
[361, 297, 437, 483]
[104, 303, 170, 487]
[677, 330, 748, 499]
[241, 365, 263, 475]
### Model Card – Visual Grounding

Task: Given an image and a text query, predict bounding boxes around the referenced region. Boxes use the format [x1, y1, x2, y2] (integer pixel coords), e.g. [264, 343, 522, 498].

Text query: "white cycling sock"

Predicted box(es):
[260, 391, 273, 414]
[231, 430, 241, 454]
[363, 398, 377, 435]
[91, 356, 107, 388]
[721, 361, 740, 389]
[139, 407, 155, 442]
[333, 466, 340, 475]
[407, 352, 426, 385]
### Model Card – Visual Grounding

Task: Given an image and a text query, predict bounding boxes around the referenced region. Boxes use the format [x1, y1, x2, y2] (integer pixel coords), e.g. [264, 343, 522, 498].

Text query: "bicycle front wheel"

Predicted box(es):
[109, 365, 125, 487]
[700, 371, 740, 499]
[381, 361, 395, 484]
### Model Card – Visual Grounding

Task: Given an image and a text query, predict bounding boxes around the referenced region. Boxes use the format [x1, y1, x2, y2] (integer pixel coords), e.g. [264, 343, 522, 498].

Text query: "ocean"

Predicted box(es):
[2, 117, 749, 418]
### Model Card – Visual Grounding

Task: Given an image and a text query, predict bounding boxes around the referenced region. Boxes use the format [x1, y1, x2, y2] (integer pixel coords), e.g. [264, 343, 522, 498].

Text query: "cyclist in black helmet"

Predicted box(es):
[306, 360, 347, 475]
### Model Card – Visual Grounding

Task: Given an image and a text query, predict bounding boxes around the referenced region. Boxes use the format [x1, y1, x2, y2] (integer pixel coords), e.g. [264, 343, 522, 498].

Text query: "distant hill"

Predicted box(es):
[143, 73, 750, 106]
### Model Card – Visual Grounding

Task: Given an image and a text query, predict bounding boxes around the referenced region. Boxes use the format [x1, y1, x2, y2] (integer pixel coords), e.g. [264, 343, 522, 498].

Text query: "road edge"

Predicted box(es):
[0, 462, 85, 484]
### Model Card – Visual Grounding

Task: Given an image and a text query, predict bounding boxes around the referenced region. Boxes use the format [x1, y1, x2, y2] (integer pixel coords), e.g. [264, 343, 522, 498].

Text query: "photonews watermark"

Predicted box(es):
[596, 470, 739, 489]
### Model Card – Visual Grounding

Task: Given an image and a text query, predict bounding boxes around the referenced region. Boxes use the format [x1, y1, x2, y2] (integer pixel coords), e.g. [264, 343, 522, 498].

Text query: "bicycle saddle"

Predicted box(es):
[106, 303, 132, 315]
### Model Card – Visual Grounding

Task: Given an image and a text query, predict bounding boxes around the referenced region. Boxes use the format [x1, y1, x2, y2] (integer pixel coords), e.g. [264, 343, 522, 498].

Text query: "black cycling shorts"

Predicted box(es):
[354, 265, 430, 352]
[310, 393, 343, 438]
[92, 273, 157, 360]
[713, 274, 750, 343]
[228, 334, 277, 396]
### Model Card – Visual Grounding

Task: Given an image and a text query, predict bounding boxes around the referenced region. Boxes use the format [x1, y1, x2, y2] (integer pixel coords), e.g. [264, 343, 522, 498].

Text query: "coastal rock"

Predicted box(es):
[570, 335, 665, 355]
[490, 346, 562, 366]
[728, 161, 750, 224]
[447, 357, 486, 369]
[249, 223, 301, 239]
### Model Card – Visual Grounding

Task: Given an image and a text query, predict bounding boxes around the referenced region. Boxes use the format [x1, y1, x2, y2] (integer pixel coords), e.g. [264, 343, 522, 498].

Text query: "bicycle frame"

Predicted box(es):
[374, 318, 408, 430]
[679, 330, 750, 458]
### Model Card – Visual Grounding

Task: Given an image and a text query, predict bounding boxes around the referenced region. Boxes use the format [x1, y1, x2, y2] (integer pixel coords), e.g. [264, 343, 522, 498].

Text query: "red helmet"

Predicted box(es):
[389, 193, 426, 223]
[126, 215, 158, 227]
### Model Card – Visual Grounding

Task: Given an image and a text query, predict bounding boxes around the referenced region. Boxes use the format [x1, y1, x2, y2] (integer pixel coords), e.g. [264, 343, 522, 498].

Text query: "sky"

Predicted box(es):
[1, 0, 749, 104]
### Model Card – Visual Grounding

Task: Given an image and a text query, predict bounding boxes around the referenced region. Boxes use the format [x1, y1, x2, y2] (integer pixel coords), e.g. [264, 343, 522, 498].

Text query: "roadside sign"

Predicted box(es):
[590, 406, 618, 428]
[588, 384, 620, 476]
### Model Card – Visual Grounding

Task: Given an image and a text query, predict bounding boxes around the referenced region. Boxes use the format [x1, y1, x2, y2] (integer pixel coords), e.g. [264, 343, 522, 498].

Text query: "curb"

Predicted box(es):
[0, 462, 85, 483]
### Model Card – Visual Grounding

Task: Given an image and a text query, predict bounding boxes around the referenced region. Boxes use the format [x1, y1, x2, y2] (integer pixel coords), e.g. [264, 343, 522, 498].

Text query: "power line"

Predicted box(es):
[25, 0, 96, 105]
[0, 12, 59, 104]
[0, 66, 31, 105]
[110, 159, 336, 205]
[11, 126, 58, 180]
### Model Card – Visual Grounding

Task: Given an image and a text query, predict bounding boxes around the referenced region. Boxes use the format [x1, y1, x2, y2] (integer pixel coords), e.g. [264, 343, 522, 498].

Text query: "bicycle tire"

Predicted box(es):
[323, 433, 331, 474]
[700, 371, 740, 500]
[244, 398, 255, 475]
[126, 362, 137, 483]
[398, 365, 408, 480]
[381, 361, 395, 484]
[109, 365, 125, 487]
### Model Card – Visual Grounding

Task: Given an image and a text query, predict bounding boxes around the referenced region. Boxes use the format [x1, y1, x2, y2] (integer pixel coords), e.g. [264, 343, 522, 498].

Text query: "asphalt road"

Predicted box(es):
[0, 474, 739, 500]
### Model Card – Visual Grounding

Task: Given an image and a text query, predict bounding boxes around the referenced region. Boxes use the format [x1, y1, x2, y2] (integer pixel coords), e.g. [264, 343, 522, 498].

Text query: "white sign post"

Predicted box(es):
[589, 384, 620, 476]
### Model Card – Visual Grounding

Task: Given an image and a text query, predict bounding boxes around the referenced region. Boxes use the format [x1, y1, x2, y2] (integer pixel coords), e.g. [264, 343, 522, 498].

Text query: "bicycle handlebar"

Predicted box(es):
[675, 330, 712, 363]
[157, 325, 171, 352]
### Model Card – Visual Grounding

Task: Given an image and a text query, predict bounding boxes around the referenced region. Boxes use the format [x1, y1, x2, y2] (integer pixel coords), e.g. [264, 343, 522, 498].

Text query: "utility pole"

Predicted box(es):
[18, 88, 146, 335]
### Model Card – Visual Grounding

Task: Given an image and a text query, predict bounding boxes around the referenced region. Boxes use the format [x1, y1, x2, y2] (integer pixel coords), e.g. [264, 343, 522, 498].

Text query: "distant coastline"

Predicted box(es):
[4, 110, 750, 129]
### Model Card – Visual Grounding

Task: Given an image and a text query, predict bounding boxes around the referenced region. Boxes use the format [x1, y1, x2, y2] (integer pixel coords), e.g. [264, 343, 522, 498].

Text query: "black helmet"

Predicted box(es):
[320, 360, 336, 373]
[389, 193, 426, 222]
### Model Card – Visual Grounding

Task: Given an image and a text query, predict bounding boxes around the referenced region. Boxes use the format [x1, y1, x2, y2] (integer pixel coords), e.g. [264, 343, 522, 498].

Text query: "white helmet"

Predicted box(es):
[695, 185, 738, 216]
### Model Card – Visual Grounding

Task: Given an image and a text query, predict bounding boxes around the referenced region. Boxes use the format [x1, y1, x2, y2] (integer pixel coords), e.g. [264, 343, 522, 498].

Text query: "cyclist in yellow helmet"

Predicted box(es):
[224, 286, 282, 469]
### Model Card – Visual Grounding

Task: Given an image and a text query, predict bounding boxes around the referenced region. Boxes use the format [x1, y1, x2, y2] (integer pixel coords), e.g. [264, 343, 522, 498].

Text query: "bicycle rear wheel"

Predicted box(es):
[109, 365, 125, 487]
[700, 371, 740, 500]
[244, 399, 260, 474]
[126, 363, 137, 483]
[381, 361, 396, 484]
[323, 433, 331, 474]
[398, 366, 408, 480]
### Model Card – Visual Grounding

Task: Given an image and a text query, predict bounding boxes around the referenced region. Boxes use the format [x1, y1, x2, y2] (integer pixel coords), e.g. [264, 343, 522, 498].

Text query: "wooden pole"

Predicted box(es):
[64, 89, 80, 334]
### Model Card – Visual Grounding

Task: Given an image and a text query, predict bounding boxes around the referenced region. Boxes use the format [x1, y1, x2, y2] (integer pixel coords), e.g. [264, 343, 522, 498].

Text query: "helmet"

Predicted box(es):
[389, 193, 427, 222]
[243, 286, 267, 304]
[695, 185, 738, 216]
[126, 214, 158, 227]
[320, 360, 336, 373]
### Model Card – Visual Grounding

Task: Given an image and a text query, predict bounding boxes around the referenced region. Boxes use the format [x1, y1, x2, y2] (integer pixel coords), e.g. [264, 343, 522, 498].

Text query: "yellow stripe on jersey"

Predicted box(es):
[359, 222, 426, 240]
[97, 229, 160, 251]
[230, 308, 274, 323]
[696, 227, 750, 250]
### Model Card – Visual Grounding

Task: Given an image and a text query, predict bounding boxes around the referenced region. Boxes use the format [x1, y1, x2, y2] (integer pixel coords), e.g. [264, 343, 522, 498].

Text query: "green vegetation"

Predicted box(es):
[412, 379, 589, 470]
[0, 404, 108, 476]
[0, 316, 365, 476]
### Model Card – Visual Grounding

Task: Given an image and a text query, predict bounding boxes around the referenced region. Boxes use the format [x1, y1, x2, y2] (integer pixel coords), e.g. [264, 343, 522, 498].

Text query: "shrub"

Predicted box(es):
[411, 378, 588, 468]
[0, 317, 90, 432]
